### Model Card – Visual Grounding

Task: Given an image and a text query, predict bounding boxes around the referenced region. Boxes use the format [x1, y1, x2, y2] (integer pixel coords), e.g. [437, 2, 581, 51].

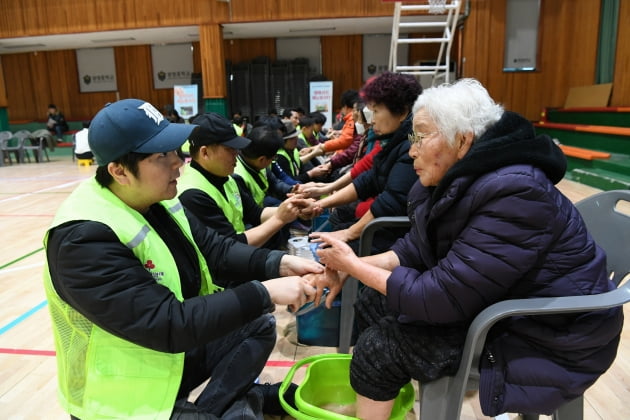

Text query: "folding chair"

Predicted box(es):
[1, 131, 24, 164]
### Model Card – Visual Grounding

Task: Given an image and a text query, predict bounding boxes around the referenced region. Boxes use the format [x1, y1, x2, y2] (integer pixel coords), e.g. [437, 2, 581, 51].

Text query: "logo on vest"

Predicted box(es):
[144, 260, 165, 282]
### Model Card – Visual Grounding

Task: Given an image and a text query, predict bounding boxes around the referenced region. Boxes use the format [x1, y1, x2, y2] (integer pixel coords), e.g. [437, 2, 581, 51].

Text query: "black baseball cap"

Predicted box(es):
[189, 113, 251, 149]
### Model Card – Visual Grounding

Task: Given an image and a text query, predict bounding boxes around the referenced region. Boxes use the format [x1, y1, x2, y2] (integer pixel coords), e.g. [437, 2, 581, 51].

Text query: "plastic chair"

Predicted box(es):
[22, 129, 51, 163]
[337, 216, 412, 353]
[418, 189, 630, 420]
[1, 131, 24, 164]
[12, 130, 34, 163]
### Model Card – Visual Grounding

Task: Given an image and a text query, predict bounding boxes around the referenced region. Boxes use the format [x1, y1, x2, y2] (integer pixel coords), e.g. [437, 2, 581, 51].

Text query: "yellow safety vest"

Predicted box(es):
[43, 178, 219, 420]
[234, 156, 268, 207]
[178, 164, 246, 233]
[275, 148, 301, 177]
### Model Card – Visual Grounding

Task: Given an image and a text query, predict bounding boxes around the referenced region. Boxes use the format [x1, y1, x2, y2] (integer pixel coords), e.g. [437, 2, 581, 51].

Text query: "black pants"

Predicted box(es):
[350, 287, 467, 401]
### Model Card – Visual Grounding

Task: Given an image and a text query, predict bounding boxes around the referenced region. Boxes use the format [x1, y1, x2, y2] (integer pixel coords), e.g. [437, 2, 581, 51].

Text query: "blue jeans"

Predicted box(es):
[173, 314, 277, 419]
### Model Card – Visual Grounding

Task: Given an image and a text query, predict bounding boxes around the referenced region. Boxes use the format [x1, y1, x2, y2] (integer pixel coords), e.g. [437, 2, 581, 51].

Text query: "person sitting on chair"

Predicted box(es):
[73, 120, 93, 161]
[312, 78, 623, 420]
[46, 103, 69, 141]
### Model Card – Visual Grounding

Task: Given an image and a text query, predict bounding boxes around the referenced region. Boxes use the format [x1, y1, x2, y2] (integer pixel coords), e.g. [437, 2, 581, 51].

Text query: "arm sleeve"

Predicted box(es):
[267, 166, 295, 199]
[350, 143, 381, 178]
[322, 116, 355, 153]
[46, 221, 273, 354]
[330, 134, 362, 169]
[386, 178, 557, 325]
[272, 159, 299, 185]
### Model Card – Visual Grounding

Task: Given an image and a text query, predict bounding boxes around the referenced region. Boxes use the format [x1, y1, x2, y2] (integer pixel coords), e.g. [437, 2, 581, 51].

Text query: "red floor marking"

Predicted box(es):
[0, 347, 298, 367]
[0, 348, 56, 356]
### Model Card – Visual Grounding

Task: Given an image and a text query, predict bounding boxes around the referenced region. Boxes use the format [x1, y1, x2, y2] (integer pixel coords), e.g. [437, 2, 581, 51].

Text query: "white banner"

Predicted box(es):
[76, 48, 117, 92]
[174, 85, 198, 120]
[151, 44, 193, 89]
[309, 81, 333, 130]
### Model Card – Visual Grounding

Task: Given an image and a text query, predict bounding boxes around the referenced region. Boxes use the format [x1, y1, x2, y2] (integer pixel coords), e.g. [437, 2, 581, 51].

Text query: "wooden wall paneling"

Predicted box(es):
[321, 35, 363, 112]
[2, 54, 35, 121]
[228, 0, 395, 22]
[223, 38, 276, 66]
[0, 0, 228, 38]
[611, 0, 630, 106]
[408, 31, 461, 71]
[461, 0, 601, 121]
[199, 24, 227, 99]
[192, 41, 202, 74]
[115, 45, 157, 103]
[0, 57, 10, 108]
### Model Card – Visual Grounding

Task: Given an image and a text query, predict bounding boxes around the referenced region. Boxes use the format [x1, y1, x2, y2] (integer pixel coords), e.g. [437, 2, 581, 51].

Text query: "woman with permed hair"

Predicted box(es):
[302, 72, 423, 253]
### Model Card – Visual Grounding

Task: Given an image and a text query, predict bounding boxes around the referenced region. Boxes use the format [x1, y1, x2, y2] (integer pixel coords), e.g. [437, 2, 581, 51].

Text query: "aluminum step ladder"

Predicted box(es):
[388, 0, 463, 86]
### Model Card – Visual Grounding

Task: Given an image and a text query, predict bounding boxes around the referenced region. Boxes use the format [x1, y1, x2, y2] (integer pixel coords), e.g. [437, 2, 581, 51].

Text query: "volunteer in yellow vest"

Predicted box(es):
[43, 99, 323, 420]
[178, 113, 314, 253]
[233, 124, 285, 207]
[274, 122, 330, 184]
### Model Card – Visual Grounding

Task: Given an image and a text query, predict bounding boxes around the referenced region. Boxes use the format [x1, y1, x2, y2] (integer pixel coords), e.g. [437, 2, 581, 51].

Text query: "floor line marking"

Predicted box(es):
[0, 179, 82, 204]
[0, 300, 48, 336]
[0, 261, 44, 275]
[0, 248, 44, 270]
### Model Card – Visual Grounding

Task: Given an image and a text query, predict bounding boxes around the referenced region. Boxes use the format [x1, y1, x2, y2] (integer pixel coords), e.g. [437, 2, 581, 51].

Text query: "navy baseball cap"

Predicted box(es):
[88, 99, 197, 165]
[189, 113, 251, 149]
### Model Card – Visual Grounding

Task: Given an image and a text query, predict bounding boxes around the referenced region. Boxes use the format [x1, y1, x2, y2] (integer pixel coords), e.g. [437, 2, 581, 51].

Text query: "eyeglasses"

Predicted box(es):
[408, 131, 438, 147]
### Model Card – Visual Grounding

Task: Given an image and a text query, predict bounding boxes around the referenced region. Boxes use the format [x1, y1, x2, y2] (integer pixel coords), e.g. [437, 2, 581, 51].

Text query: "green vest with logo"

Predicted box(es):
[234, 157, 268, 207]
[276, 148, 301, 177]
[42, 178, 220, 419]
[178, 164, 246, 233]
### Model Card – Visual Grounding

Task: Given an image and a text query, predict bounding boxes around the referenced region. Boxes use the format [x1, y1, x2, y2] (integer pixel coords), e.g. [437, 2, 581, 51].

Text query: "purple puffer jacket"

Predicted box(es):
[388, 112, 623, 416]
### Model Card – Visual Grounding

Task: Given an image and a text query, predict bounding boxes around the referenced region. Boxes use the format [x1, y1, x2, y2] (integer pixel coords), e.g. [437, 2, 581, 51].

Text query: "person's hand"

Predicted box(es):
[293, 199, 324, 220]
[315, 228, 352, 243]
[297, 182, 330, 199]
[307, 164, 331, 180]
[293, 182, 315, 195]
[299, 146, 316, 157]
[303, 268, 348, 308]
[262, 276, 317, 313]
[275, 196, 304, 224]
[279, 254, 324, 277]
[310, 232, 360, 273]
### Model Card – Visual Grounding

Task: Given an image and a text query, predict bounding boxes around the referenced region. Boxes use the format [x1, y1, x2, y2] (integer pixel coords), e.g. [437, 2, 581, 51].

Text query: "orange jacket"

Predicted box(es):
[322, 112, 354, 153]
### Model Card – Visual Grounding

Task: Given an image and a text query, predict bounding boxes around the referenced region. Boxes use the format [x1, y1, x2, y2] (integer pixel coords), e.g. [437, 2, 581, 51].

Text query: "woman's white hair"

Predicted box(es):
[412, 78, 504, 146]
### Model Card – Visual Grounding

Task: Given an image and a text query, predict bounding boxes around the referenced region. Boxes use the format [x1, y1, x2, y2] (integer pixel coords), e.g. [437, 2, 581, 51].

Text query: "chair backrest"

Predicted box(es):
[575, 189, 630, 285]
[0, 130, 12, 141]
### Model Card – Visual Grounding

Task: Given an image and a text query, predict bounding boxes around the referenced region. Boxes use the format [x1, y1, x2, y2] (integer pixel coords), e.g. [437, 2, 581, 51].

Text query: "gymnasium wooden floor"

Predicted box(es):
[0, 153, 627, 419]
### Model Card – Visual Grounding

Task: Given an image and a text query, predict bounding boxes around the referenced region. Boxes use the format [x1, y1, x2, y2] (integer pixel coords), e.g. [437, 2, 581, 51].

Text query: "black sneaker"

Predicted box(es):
[254, 382, 298, 416]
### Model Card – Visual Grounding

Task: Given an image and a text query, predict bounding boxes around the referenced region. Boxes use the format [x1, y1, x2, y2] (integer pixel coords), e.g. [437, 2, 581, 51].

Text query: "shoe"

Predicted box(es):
[254, 381, 298, 416]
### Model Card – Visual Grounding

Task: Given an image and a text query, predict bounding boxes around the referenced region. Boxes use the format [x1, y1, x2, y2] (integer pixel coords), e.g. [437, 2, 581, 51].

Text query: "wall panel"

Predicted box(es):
[0, 0, 228, 37]
[228, 0, 395, 22]
[611, 0, 630, 106]
[223, 38, 277, 66]
[461, 0, 601, 121]
[321, 35, 363, 111]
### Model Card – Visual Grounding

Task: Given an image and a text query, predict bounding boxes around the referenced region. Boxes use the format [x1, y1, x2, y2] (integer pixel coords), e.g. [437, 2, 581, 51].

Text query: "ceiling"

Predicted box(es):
[0, 16, 445, 55]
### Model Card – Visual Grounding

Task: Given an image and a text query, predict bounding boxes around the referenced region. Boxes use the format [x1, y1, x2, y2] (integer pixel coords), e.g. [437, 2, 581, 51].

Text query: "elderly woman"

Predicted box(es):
[313, 79, 622, 419]
[306, 72, 422, 253]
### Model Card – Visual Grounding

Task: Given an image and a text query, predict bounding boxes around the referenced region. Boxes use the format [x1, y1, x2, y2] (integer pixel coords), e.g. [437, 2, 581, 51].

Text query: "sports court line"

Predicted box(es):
[0, 214, 54, 217]
[0, 261, 44, 275]
[0, 345, 299, 370]
[0, 300, 47, 336]
[0, 248, 44, 270]
[0, 179, 82, 204]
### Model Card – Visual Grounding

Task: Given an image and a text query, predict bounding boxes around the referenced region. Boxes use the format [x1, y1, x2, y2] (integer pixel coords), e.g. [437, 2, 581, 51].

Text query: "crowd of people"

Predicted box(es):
[44, 74, 623, 420]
